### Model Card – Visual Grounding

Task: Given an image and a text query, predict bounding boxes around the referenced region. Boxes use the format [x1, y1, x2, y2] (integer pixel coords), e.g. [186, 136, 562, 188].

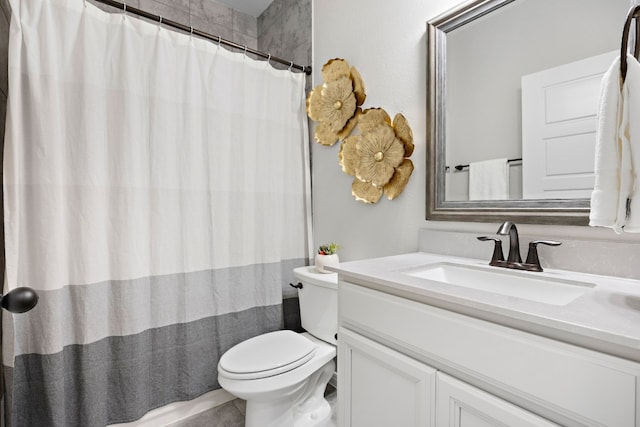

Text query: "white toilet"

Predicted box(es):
[218, 266, 338, 427]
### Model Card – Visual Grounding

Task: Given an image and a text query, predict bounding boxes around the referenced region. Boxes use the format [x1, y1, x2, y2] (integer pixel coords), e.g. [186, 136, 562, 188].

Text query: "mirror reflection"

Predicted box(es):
[443, 0, 629, 203]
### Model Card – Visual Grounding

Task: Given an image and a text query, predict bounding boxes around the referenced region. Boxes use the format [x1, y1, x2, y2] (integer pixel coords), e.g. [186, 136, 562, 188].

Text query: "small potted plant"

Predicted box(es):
[315, 243, 340, 273]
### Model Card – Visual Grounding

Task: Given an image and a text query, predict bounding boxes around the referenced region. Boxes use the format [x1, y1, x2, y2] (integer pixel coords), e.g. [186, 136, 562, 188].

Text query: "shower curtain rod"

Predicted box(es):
[93, 0, 312, 75]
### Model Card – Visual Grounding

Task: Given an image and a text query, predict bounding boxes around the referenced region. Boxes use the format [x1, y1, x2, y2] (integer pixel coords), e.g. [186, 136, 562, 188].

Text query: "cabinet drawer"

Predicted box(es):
[339, 281, 639, 427]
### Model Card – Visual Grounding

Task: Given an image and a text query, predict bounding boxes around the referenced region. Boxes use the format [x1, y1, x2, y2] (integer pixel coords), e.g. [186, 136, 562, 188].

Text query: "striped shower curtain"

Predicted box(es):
[2, 1, 311, 425]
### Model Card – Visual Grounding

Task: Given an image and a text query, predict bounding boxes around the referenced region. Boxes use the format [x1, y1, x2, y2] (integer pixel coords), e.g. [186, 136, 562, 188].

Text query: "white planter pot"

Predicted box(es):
[315, 253, 339, 273]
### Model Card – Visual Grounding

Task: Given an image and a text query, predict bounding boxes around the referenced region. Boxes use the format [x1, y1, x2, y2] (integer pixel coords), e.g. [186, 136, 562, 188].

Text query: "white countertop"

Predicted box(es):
[329, 252, 640, 363]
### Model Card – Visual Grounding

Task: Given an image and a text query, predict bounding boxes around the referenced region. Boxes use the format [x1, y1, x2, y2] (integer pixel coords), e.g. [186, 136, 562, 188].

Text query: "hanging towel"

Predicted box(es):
[589, 54, 640, 233]
[620, 54, 640, 232]
[589, 56, 626, 232]
[468, 158, 509, 200]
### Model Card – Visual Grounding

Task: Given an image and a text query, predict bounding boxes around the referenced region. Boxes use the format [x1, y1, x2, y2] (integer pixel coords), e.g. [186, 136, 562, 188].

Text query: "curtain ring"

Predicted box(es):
[288, 61, 293, 71]
[190, 26, 194, 35]
[218, 36, 222, 47]
[267, 54, 271, 65]
[123, 2, 127, 14]
[158, 16, 163, 26]
[243, 45, 248, 57]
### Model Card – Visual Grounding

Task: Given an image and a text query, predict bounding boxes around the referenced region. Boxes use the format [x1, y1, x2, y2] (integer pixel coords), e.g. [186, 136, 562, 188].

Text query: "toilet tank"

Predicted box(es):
[293, 266, 338, 346]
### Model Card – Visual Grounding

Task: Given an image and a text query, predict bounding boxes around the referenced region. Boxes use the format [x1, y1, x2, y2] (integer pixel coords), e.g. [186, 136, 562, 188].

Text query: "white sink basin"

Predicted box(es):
[404, 262, 595, 305]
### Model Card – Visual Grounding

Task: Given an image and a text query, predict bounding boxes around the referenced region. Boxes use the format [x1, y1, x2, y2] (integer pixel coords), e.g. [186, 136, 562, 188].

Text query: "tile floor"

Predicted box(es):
[174, 385, 337, 427]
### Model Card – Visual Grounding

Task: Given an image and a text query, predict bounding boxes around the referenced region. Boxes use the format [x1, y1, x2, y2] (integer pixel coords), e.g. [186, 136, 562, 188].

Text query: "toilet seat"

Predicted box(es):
[218, 330, 317, 380]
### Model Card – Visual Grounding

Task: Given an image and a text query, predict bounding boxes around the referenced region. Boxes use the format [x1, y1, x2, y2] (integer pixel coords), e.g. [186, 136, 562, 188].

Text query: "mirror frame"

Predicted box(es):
[426, 0, 590, 225]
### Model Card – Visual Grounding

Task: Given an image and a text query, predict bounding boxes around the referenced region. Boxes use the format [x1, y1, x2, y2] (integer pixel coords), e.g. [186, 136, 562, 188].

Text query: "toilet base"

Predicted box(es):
[294, 398, 331, 427]
[244, 360, 335, 427]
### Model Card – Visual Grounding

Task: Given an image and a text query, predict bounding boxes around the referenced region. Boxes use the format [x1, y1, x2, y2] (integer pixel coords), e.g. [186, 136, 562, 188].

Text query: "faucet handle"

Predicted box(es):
[525, 240, 561, 272]
[477, 236, 504, 266]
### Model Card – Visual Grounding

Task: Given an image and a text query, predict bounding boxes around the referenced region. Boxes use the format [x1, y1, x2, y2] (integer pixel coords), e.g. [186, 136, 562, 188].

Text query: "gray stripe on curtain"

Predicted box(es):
[9, 259, 307, 358]
[4, 304, 282, 427]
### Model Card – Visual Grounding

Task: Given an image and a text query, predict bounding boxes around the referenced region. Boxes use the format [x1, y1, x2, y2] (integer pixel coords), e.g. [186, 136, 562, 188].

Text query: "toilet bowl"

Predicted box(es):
[217, 267, 338, 427]
[218, 331, 335, 427]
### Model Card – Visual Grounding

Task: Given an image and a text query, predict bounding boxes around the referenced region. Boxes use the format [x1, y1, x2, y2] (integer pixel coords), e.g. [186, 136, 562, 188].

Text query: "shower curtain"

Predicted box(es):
[2, 0, 311, 425]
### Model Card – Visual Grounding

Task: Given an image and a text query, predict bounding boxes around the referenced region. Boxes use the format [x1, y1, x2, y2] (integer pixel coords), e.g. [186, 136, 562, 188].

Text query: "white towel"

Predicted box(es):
[620, 55, 640, 232]
[468, 158, 509, 200]
[589, 54, 640, 233]
[589, 56, 625, 231]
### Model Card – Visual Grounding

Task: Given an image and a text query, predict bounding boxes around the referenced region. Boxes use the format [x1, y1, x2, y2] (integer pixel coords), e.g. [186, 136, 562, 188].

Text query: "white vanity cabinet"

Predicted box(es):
[338, 328, 436, 426]
[338, 327, 557, 427]
[337, 280, 640, 427]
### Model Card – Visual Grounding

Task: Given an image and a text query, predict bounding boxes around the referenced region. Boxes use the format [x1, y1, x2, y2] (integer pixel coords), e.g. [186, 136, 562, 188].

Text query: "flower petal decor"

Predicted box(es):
[349, 67, 367, 106]
[313, 108, 361, 147]
[341, 108, 415, 203]
[339, 135, 360, 176]
[337, 107, 362, 140]
[321, 58, 351, 82]
[384, 158, 414, 200]
[307, 58, 414, 203]
[313, 122, 341, 148]
[309, 76, 356, 132]
[392, 113, 414, 157]
[383, 112, 415, 200]
[352, 178, 383, 204]
[307, 59, 366, 146]
[355, 124, 404, 187]
[357, 107, 391, 134]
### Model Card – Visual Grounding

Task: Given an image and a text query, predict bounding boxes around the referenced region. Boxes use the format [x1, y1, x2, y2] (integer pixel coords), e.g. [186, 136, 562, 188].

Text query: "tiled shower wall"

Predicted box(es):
[89, 0, 258, 50]
[89, 0, 314, 81]
[258, 0, 312, 91]
[0, 0, 311, 330]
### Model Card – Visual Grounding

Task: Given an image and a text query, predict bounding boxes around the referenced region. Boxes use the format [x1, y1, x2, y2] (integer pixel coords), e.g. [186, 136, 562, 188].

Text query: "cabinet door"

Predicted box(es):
[338, 328, 436, 427]
[436, 372, 558, 427]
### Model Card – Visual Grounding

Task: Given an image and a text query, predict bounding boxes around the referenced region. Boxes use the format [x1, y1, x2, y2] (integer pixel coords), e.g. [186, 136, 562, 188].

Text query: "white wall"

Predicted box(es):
[312, 0, 640, 273]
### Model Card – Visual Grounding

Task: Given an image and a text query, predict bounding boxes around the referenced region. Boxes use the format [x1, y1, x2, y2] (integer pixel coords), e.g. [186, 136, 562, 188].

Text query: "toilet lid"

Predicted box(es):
[218, 330, 317, 380]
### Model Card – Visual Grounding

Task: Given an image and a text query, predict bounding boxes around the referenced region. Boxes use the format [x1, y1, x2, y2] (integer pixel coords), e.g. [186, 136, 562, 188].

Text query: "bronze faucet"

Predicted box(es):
[477, 221, 561, 272]
[497, 221, 522, 263]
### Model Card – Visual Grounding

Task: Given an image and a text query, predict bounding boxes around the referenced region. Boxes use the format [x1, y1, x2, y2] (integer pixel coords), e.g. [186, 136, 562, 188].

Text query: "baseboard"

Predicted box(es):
[108, 388, 236, 427]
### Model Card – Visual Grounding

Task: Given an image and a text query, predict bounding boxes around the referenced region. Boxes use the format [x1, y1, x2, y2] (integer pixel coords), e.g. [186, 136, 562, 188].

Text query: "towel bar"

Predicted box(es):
[445, 157, 522, 172]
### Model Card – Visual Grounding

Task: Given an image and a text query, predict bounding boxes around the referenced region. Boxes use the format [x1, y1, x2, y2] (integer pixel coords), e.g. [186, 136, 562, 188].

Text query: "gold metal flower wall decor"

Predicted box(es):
[307, 59, 415, 204]
[339, 108, 415, 204]
[307, 59, 366, 146]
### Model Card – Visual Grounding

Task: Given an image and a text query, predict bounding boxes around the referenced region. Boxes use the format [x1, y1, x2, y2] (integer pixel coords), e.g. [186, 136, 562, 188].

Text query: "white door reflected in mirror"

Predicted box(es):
[521, 51, 616, 199]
